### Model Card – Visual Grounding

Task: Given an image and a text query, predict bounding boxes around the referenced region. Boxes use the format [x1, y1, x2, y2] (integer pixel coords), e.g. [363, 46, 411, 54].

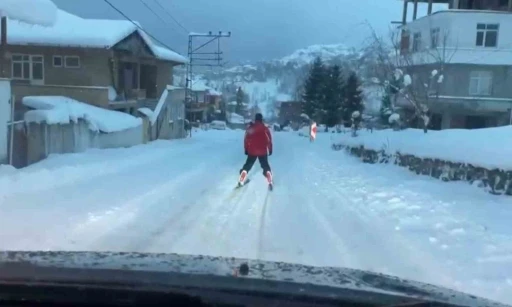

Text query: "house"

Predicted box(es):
[185, 84, 223, 123]
[278, 101, 303, 128]
[1, 8, 188, 120]
[397, 0, 512, 129]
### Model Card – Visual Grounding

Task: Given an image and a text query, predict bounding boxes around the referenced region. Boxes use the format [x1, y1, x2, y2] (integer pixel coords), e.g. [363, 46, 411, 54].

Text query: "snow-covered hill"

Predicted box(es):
[278, 44, 353, 67]
[174, 43, 384, 120]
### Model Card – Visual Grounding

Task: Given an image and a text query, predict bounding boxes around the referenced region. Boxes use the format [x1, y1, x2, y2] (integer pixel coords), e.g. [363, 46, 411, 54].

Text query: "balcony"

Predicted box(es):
[400, 9, 512, 65]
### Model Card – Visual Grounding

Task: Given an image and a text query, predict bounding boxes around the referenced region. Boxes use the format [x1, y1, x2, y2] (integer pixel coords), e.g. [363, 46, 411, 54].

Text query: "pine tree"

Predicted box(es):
[342, 71, 364, 125]
[323, 65, 344, 127]
[301, 57, 325, 120]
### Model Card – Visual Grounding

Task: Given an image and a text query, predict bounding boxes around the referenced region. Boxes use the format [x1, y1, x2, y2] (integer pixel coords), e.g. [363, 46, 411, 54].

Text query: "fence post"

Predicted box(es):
[9, 94, 14, 165]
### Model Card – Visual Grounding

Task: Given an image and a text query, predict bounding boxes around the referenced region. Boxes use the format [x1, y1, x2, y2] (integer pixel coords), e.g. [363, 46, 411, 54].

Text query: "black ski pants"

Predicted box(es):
[240, 155, 271, 176]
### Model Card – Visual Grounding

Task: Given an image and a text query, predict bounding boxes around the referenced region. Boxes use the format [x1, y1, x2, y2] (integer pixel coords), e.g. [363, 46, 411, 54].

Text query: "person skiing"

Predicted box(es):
[238, 113, 273, 189]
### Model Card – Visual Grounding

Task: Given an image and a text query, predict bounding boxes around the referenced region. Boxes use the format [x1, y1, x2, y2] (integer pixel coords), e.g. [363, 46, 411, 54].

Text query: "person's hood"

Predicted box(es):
[0, 251, 507, 307]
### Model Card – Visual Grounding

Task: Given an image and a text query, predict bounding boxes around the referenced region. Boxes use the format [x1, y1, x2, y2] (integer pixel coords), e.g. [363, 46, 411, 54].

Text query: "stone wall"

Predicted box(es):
[331, 143, 512, 196]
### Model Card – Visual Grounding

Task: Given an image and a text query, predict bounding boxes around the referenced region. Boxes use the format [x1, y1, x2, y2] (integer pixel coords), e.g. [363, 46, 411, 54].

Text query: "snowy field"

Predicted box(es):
[0, 130, 511, 304]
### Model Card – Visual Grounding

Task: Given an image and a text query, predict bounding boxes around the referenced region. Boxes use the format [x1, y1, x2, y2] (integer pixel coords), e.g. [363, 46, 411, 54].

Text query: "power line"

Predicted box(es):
[103, 0, 183, 55]
[139, 0, 187, 39]
[138, 0, 170, 27]
[153, 0, 189, 34]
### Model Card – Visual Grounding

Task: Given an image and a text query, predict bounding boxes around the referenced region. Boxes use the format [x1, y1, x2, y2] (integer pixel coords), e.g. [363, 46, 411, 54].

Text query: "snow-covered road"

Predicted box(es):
[1, 130, 511, 304]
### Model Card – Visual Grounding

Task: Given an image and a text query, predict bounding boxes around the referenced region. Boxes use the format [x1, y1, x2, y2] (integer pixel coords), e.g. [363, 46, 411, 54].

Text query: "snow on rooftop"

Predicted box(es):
[208, 89, 222, 96]
[191, 79, 222, 95]
[335, 127, 512, 171]
[4, 8, 187, 64]
[23, 96, 142, 133]
[275, 93, 292, 102]
[167, 85, 184, 90]
[0, 0, 57, 26]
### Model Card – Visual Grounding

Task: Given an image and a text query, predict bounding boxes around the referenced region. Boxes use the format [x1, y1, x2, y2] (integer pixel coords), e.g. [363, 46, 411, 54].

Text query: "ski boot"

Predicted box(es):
[265, 171, 273, 191]
[238, 170, 248, 188]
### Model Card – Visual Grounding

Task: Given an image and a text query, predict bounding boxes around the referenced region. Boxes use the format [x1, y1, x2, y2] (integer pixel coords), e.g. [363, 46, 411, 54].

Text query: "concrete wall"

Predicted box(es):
[0, 79, 11, 164]
[26, 120, 143, 166]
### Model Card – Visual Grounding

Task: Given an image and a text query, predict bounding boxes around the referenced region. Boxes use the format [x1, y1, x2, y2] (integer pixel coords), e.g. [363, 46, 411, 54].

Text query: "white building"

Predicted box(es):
[397, 0, 512, 129]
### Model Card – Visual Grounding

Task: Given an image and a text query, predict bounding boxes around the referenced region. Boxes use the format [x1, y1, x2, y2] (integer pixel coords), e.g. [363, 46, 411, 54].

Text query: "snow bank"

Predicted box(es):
[4, 8, 187, 63]
[336, 127, 512, 170]
[23, 96, 141, 133]
[0, 0, 57, 26]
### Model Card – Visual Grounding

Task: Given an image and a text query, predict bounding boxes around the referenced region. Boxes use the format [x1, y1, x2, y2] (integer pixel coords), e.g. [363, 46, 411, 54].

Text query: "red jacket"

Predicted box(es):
[244, 121, 272, 156]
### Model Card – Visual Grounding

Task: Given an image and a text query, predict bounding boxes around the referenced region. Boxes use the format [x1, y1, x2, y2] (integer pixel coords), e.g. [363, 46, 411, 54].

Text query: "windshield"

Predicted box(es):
[1, 0, 511, 306]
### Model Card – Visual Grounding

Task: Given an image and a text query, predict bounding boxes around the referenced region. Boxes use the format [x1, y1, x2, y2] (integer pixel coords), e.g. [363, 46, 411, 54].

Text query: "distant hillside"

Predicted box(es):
[174, 43, 387, 119]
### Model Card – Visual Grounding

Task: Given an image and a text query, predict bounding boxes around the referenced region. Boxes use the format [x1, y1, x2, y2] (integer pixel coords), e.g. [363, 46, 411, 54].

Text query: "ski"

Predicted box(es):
[235, 178, 251, 189]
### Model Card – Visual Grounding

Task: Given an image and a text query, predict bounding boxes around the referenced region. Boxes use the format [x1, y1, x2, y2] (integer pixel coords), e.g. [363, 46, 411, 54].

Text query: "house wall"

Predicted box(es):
[4, 45, 112, 86]
[157, 62, 173, 98]
[403, 10, 512, 65]
[12, 84, 110, 108]
[0, 79, 11, 163]
[409, 64, 512, 99]
[5, 45, 177, 109]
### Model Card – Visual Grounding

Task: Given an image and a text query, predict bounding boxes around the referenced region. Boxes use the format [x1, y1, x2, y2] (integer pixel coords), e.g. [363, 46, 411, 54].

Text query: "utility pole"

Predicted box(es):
[185, 31, 231, 135]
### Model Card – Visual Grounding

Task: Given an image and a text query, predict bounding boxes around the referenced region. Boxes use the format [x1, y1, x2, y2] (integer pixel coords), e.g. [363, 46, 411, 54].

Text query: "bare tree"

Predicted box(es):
[365, 22, 457, 133]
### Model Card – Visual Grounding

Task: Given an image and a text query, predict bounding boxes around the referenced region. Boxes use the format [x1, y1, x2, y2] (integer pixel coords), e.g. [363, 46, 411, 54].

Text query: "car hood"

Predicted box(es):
[0, 251, 508, 307]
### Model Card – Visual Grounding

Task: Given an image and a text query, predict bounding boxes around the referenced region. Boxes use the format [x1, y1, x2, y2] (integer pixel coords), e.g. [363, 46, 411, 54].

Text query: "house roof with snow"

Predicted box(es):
[3, 8, 188, 64]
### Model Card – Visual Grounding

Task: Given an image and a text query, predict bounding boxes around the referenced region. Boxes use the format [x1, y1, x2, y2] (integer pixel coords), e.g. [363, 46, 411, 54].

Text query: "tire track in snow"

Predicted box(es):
[127, 153, 256, 254]
[158, 170, 270, 258]
[67, 137, 246, 252]
[131, 175, 247, 253]
[256, 190, 271, 260]
[301, 148, 459, 286]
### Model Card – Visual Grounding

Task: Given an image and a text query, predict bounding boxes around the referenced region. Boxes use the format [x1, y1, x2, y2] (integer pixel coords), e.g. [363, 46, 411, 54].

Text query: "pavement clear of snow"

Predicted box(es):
[0, 130, 511, 305]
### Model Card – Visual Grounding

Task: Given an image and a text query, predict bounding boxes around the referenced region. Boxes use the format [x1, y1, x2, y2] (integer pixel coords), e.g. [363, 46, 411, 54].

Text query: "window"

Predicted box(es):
[11, 54, 44, 82]
[469, 71, 493, 95]
[64, 56, 80, 68]
[431, 28, 440, 48]
[412, 32, 422, 52]
[476, 23, 498, 47]
[53, 56, 62, 67]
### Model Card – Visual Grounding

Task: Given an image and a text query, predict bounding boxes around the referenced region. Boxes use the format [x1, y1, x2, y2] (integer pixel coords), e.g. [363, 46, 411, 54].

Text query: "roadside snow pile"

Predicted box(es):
[226, 112, 249, 124]
[1, 0, 57, 26]
[335, 127, 512, 170]
[23, 96, 142, 133]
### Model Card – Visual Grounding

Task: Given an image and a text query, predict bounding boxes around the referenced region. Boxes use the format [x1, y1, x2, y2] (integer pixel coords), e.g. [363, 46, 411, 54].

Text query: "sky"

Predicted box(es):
[51, 0, 445, 63]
